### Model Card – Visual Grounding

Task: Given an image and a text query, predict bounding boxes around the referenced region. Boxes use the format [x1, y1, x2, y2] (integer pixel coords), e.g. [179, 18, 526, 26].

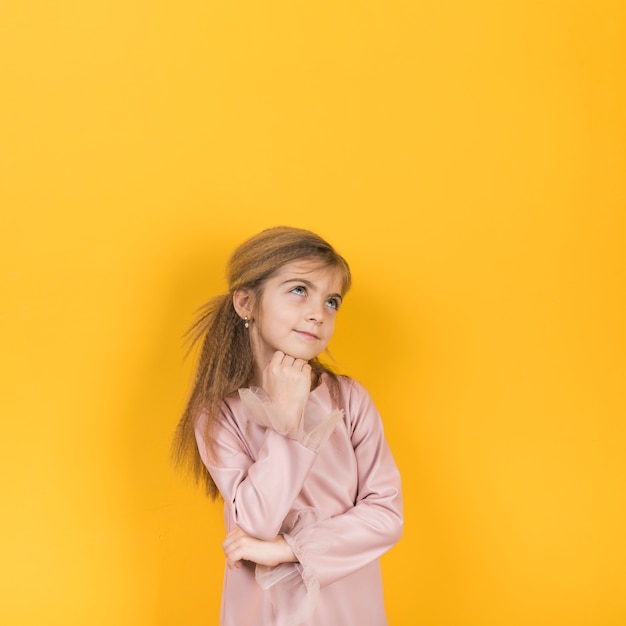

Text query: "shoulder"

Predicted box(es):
[335, 375, 374, 404]
[330, 377, 388, 448]
[327, 375, 381, 429]
[219, 391, 250, 428]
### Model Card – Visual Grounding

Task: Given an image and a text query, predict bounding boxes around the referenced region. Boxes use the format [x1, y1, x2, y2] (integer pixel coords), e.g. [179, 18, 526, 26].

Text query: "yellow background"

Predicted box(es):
[1, 1, 625, 624]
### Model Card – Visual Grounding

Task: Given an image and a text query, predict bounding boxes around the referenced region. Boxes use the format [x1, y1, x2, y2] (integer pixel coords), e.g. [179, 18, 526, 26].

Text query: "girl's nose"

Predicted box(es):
[306, 301, 324, 323]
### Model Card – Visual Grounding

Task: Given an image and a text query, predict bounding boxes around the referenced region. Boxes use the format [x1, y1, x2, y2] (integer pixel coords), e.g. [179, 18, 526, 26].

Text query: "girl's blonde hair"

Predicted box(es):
[172, 226, 352, 498]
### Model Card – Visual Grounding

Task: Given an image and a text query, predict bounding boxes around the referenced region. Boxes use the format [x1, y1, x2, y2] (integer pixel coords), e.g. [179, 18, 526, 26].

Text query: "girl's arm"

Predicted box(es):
[195, 411, 319, 541]
[194, 353, 334, 541]
[196, 374, 402, 584]
[276, 379, 403, 589]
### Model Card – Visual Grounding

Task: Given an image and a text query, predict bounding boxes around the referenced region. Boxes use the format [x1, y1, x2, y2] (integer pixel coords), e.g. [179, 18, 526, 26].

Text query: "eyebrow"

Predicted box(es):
[280, 278, 343, 302]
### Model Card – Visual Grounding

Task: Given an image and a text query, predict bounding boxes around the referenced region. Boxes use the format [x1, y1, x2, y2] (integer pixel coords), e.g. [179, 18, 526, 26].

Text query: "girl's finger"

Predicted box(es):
[270, 351, 285, 366]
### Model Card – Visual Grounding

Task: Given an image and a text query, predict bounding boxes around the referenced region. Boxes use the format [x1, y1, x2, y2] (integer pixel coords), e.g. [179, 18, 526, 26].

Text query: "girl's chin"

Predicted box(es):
[288, 348, 323, 362]
[285, 351, 319, 362]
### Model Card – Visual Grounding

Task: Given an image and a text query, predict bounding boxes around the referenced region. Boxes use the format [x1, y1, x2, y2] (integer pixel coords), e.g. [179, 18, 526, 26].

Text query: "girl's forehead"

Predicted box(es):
[272, 259, 344, 287]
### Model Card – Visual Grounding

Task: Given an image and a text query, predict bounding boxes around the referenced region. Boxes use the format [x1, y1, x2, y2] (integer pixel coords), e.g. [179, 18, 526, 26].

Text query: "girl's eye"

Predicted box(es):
[290, 286, 306, 296]
[325, 297, 341, 310]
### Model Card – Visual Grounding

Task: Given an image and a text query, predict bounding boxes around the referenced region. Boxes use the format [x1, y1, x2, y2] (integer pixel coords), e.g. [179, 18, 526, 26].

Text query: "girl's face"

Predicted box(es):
[249, 259, 344, 372]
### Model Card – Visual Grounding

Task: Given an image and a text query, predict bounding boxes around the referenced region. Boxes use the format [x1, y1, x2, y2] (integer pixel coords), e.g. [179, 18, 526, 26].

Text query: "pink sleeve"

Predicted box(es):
[279, 380, 403, 588]
[238, 387, 344, 452]
[194, 398, 335, 541]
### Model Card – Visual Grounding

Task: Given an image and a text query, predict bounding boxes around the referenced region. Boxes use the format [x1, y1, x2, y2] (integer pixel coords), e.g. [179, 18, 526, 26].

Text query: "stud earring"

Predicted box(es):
[244, 316, 249, 329]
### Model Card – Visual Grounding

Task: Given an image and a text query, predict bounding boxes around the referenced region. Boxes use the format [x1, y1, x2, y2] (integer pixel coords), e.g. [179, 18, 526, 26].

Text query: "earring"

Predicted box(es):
[244, 316, 249, 329]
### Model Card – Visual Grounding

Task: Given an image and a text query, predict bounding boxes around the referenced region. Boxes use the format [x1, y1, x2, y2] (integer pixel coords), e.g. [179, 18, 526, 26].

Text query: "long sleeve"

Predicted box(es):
[195, 405, 319, 540]
[281, 379, 403, 588]
[194, 384, 344, 542]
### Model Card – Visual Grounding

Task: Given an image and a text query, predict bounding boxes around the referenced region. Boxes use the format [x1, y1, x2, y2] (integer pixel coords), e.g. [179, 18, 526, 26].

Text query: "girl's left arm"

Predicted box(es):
[279, 379, 404, 589]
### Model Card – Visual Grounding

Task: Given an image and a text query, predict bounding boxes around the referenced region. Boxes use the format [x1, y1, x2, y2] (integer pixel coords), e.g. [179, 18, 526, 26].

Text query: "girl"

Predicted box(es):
[173, 226, 403, 626]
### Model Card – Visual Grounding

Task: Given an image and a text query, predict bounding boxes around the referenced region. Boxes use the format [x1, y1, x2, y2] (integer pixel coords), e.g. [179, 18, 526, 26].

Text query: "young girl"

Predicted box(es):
[173, 226, 403, 626]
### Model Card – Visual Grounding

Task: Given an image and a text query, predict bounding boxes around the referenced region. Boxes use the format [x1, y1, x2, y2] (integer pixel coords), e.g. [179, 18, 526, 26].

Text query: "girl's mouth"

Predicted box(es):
[294, 330, 319, 340]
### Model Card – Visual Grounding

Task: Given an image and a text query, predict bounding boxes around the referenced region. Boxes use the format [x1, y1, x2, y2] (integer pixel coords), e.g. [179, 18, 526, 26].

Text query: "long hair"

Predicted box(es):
[171, 226, 352, 498]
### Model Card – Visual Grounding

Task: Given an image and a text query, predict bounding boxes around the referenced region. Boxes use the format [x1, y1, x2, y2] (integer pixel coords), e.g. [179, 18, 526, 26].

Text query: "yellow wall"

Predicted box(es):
[1, 1, 625, 624]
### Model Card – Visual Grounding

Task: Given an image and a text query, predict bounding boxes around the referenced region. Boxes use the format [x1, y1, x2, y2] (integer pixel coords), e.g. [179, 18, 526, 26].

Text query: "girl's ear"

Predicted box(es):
[233, 289, 255, 320]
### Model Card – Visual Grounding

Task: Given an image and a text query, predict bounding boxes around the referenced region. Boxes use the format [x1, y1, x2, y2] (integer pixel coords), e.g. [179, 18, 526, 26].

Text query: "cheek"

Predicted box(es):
[325, 315, 337, 334]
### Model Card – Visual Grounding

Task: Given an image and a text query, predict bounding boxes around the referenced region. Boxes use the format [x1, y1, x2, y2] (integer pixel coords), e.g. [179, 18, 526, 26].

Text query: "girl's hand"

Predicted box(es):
[222, 526, 297, 570]
[261, 351, 312, 430]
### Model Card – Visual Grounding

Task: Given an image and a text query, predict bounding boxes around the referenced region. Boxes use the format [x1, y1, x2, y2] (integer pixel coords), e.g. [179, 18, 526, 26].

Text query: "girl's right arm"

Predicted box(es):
[196, 411, 318, 540]
[194, 352, 325, 541]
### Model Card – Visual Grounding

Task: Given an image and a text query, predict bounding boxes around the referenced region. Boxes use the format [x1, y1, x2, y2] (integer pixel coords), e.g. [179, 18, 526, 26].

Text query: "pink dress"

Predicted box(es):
[195, 375, 403, 626]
